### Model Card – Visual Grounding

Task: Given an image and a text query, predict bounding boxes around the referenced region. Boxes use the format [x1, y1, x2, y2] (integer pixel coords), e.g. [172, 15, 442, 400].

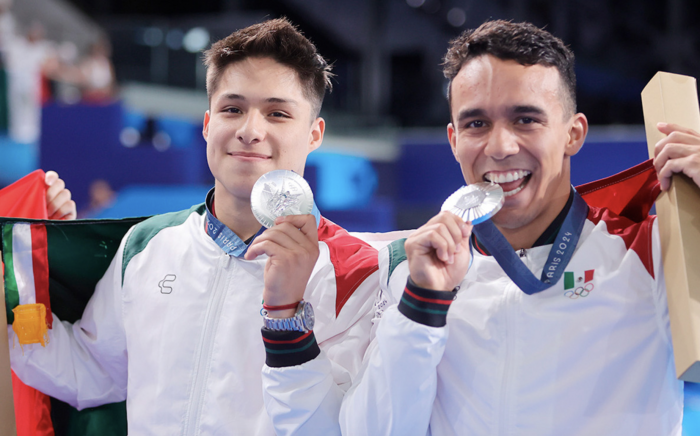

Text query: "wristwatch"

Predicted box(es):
[262, 300, 315, 333]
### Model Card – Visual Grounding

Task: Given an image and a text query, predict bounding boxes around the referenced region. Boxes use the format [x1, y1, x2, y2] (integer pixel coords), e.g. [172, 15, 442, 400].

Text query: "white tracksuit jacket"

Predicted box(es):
[340, 204, 684, 435]
[9, 202, 379, 435]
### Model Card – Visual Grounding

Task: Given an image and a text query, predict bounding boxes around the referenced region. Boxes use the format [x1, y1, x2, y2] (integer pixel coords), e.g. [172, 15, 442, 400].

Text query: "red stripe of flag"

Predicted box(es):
[30, 224, 52, 328]
[404, 287, 453, 305]
[585, 269, 594, 283]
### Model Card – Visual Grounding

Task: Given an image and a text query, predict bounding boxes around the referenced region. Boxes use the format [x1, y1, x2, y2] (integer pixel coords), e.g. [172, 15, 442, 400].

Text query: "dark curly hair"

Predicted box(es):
[443, 20, 576, 116]
[204, 18, 334, 117]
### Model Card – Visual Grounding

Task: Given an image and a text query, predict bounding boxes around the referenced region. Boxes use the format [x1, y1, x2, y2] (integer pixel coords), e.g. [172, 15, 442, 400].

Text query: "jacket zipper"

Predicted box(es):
[498, 253, 524, 435]
[182, 254, 231, 435]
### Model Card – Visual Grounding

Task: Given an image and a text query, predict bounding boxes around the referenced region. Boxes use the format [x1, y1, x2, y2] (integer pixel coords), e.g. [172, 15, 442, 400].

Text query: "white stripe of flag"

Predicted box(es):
[12, 223, 37, 305]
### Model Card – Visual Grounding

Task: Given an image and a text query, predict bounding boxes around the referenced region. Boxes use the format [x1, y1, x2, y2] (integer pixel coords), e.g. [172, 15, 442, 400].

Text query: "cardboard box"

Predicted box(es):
[0, 251, 18, 435]
[642, 72, 700, 382]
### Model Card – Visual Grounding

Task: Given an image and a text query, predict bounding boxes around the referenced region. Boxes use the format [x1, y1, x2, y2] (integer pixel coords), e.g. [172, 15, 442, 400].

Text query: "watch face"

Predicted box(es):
[302, 301, 315, 331]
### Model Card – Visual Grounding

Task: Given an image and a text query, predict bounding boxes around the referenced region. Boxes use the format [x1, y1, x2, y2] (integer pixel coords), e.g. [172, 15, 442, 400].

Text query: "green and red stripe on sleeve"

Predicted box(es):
[398, 277, 456, 327]
[261, 329, 321, 368]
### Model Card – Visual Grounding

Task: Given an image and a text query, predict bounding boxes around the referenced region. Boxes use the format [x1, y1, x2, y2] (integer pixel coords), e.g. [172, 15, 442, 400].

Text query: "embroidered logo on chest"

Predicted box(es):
[563, 270, 594, 299]
[158, 274, 177, 294]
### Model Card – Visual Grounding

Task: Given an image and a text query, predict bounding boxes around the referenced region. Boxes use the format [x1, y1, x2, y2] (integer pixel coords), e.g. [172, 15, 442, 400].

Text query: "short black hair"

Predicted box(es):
[443, 20, 576, 115]
[204, 18, 334, 117]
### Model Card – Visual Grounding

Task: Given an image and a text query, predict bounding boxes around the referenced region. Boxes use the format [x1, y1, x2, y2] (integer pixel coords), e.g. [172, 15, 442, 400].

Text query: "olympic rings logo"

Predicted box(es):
[564, 282, 594, 299]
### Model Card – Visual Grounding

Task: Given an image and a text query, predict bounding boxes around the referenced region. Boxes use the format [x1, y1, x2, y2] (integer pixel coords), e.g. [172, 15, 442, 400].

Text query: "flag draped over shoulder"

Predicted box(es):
[1, 170, 146, 436]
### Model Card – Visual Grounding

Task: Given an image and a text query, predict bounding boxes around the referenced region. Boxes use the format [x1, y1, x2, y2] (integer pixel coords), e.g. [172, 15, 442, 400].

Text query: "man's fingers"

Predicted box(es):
[408, 224, 456, 264]
[47, 188, 72, 217]
[654, 142, 695, 174]
[657, 122, 700, 138]
[45, 177, 66, 204]
[654, 125, 700, 161]
[657, 155, 700, 191]
[244, 216, 319, 260]
[44, 170, 59, 187]
[274, 214, 318, 238]
[49, 199, 77, 220]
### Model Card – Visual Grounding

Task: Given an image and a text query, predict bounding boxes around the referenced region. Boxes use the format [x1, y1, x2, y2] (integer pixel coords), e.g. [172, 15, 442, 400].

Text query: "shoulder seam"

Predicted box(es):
[121, 203, 205, 286]
[387, 238, 407, 286]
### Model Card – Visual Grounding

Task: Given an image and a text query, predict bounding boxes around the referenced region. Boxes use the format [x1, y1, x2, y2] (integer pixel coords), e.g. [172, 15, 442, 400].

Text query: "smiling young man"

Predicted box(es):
[340, 20, 694, 435]
[8, 19, 379, 435]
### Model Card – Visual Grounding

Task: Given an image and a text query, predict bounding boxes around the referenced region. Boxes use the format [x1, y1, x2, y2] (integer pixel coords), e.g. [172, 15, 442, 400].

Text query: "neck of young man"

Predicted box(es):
[496, 189, 572, 251]
[212, 181, 262, 242]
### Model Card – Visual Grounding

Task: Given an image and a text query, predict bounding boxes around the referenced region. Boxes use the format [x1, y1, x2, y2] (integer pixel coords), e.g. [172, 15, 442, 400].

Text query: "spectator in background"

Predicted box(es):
[2, 20, 58, 144]
[78, 178, 116, 218]
[76, 37, 116, 103]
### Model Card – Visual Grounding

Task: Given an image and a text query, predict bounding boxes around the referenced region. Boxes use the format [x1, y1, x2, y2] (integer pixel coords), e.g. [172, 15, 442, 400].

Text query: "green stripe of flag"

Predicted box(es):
[564, 271, 575, 290]
[3, 223, 19, 323]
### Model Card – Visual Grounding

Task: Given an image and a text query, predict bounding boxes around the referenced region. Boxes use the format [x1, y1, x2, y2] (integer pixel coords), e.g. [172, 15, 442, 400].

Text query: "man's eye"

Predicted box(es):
[224, 107, 242, 114]
[270, 111, 289, 118]
[518, 117, 535, 124]
[466, 120, 484, 128]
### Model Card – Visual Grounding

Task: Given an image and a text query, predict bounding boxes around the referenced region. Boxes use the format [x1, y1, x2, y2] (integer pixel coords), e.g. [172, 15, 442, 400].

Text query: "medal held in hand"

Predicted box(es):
[441, 182, 505, 224]
[251, 170, 314, 228]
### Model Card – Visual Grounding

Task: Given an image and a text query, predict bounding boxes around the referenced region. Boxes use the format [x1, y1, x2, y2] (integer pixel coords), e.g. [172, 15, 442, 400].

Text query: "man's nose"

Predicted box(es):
[238, 111, 265, 145]
[484, 125, 519, 160]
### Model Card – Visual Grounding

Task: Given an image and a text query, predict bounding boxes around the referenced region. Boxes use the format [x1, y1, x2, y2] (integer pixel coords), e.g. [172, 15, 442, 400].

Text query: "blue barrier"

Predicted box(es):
[306, 150, 378, 210]
[0, 137, 38, 187]
[40, 102, 210, 210]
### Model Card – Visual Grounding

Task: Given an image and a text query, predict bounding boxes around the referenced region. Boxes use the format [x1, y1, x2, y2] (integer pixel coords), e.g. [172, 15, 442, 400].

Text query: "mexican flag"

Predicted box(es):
[1, 170, 146, 436]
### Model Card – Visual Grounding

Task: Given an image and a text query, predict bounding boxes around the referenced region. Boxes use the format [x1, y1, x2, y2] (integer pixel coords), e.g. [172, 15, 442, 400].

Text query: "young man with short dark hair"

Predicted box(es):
[340, 20, 698, 435]
[9, 19, 379, 435]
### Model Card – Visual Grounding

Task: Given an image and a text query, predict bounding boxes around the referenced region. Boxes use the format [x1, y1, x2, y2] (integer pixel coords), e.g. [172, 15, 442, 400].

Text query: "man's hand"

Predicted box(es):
[653, 122, 700, 191]
[244, 214, 319, 318]
[45, 171, 76, 220]
[404, 211, 472, 292]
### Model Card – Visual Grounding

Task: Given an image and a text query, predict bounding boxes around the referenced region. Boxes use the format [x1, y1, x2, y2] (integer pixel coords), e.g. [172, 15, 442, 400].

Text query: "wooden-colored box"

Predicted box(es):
[642, 72, 700, 382]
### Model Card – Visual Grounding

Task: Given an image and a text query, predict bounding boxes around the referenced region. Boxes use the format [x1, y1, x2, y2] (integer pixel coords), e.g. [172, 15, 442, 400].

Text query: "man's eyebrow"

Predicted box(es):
[219, 93, 245, 102]
[266, 97, 298, 106]
[511, 105, 546, 116]
[457, 108, 486, 121]
[217, 94, 299, 106]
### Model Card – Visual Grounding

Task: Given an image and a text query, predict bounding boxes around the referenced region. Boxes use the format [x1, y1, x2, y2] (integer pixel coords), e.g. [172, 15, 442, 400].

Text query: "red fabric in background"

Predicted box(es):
[576, 159, 660, 223]
[0, 169, 55, 436]
[0, 170, 48, 219]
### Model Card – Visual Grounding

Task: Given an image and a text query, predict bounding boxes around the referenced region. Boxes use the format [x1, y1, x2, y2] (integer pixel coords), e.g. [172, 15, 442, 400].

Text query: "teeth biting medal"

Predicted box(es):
[441, 182, 505, 224]
[251, 170, 314, 228]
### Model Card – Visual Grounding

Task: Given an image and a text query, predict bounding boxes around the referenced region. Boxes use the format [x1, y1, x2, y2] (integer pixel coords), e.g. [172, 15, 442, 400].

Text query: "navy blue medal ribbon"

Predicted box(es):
[203, 188, 321, 258]
[472, 188, 589, 295]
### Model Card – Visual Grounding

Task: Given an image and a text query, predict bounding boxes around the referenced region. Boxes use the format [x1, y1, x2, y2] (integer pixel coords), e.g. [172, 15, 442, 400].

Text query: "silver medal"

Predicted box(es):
[441, 182, 504, 224]
[251, 170, 314, 228]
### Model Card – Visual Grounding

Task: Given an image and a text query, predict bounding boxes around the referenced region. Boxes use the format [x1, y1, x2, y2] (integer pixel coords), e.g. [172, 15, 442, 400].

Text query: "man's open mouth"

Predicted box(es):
[483, 170, 532, 197]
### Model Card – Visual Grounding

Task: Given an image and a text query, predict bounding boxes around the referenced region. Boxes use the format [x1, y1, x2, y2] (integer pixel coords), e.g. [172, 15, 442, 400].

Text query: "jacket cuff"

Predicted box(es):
[398, 276, 456, 327]
[261, 328, 320, 368]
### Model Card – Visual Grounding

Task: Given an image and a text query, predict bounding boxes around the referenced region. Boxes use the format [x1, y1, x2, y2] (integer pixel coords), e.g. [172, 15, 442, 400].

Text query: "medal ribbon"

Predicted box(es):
[472, 188, 589, 295]
[203, 188, 321, 258]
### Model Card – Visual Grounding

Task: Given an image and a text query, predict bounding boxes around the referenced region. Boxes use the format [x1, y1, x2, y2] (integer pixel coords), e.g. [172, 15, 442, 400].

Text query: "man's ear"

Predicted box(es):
[565, 113, 588, 157]
[308, 117, 325, 153]
[448, 122, 460, 162]
[203, 110, 210, 141]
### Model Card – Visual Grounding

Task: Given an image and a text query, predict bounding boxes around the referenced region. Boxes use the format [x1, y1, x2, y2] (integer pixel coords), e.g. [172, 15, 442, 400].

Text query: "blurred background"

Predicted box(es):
[1, 0, 693, 230]
[0, 0, 698, 431]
